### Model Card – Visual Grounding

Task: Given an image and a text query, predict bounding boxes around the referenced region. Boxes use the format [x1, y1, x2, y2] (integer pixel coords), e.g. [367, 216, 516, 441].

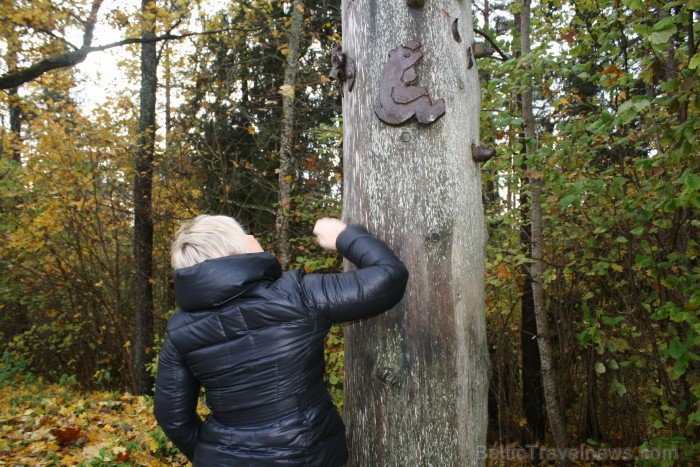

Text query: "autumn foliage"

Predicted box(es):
[0, 377, 188, 465]
[0, 0, 698, 464]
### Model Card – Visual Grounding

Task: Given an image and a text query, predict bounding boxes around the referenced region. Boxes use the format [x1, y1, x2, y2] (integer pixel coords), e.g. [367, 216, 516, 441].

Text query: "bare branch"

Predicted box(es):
[474, 27, 510, 61]
[0, 27, 258, 90]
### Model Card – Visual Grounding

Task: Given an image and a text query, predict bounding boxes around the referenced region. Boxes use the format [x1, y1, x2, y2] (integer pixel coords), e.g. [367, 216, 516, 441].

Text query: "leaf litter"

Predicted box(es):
[0, 381, 189, 466]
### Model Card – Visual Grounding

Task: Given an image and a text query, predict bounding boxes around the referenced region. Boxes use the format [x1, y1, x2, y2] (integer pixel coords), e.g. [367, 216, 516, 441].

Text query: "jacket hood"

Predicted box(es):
[173, 253, 282, 311]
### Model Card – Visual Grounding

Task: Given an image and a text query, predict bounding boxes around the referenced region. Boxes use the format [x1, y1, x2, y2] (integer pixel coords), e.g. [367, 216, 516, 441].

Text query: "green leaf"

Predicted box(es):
[602, 315, 624, 326]
[617, 100, 637, 123]
[679, 170, 700, 190]
[612, 378, 627, 396]
[649, 18, 677, 45]
[668, 337, 685, 360]
[560, 194, 579, 209]
[690, 53, 700, 70]
[595, 362, 606, 374]
[617, 100, 634, 113]
[622, 0, 643, 8]
[633, 99, 650, 112]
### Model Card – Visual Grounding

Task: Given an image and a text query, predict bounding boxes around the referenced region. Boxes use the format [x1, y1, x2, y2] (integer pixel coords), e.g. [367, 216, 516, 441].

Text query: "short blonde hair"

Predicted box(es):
[171, 215, 248, 269]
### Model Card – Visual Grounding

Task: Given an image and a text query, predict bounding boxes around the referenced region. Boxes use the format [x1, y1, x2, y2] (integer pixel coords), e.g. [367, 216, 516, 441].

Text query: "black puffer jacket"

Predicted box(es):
[154, 225, 408, 466]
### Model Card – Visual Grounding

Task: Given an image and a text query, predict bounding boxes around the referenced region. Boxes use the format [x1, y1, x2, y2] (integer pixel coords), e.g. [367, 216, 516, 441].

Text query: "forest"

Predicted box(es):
[0, 0, 698, 464]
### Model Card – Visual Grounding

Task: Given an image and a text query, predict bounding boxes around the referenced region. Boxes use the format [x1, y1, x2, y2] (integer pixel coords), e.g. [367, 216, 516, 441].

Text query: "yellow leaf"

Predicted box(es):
[611, 263, 624, 272]
[147, 437, 160, 452]
[295, 3, 304, 13]
[112, 446, 127, 455]
[278, 84, 295, 99]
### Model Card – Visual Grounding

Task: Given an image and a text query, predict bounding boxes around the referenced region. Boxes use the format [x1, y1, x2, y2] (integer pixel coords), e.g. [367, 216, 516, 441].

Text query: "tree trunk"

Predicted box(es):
[342, 1, 489, 464]
[514, 11, 545, 445]
[520, 0, 570, 460]
[7, 88, 21, 163]
[520, 215, 546, 444]
[275, 0, 304, 267]
[4, 20, 21, 163]
[132, 0, 158, 395]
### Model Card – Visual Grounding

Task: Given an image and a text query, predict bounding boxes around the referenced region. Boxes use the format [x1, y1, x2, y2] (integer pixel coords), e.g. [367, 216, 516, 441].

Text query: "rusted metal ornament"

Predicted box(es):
[472, 144, 496, 163]
[329, 44, 356, 92]
[375, 40, 446, 126]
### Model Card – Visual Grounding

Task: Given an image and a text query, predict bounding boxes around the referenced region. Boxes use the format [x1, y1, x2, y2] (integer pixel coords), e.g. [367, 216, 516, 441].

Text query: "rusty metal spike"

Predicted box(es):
[472, 144, 496, 163]
[329, 44, 356, 92]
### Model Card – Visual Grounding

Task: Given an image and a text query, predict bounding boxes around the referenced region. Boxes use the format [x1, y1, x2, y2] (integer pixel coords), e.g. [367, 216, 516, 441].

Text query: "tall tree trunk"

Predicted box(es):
[520, 0, 570, 460]
[275, 0, 304, 267]
[4, 20, 21, 163]
[513, 9, 546, 447]
[342, 1, 489, 464]
[132, 0, 158, 395]
[7, 88, 21, 163]
[164, 45, 172, 151]
[520, 213, 546, 444]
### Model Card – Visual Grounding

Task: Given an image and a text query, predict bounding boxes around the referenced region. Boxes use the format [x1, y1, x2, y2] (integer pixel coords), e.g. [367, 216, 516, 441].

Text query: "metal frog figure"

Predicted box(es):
[375, 40, 446, 126]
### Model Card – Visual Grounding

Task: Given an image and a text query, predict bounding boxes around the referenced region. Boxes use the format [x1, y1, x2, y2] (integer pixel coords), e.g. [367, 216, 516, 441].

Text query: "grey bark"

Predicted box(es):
[342, 1, 489, 464]
[520, 0, 570, 460]
[274, 0, 305, 267]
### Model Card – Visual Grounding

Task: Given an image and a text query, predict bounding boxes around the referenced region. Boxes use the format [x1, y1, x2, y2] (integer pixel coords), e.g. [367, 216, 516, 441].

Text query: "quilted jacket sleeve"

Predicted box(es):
[302, 224, 409, 322]
[153, 335, 202, 461]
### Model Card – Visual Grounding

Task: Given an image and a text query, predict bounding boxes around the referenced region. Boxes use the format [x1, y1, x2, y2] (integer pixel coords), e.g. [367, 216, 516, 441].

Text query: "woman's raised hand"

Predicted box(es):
[313, 218, 347, 251]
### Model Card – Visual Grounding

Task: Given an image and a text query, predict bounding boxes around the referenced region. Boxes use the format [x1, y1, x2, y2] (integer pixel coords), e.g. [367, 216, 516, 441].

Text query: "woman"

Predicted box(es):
[154, 215, 408, 466]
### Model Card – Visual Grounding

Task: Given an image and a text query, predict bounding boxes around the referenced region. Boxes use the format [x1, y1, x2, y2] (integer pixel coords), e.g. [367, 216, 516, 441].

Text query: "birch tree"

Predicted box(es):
[341, 0, 489, 464]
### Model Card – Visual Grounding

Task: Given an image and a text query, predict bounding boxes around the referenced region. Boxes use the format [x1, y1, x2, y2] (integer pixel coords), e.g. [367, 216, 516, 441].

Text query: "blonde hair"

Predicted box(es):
[171, 215, 248, 269]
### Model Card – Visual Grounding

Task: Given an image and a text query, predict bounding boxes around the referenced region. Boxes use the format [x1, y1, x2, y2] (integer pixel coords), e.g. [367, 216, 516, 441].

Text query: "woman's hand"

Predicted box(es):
[313, 218, 347, 251]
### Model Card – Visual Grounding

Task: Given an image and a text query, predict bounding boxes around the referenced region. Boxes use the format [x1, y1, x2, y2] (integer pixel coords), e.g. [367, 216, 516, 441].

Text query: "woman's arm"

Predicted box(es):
[153, 336, 202, 461]
[302, 221, 409, 322]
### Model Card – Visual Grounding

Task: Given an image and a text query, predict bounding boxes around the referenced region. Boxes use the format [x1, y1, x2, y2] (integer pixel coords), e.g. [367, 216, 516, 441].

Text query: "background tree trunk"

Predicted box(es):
[520, 0, 569, 459]
[4, 20, 21, 163]
[519, 209, 546, 444]
[132, 0, 158, 395]
[275, 0, 305, 267]
[342, 1, 489, 464]
[513, 9, 546, 447]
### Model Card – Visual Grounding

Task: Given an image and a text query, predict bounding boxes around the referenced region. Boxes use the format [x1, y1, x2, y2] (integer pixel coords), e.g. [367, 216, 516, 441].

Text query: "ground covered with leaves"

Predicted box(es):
[0, 379, 188, 466]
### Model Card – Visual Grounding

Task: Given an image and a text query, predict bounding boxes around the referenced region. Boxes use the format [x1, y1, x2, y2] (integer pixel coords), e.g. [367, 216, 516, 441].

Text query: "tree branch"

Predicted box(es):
[474, 27, 510, 61]
[0, 27, 258, 90]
